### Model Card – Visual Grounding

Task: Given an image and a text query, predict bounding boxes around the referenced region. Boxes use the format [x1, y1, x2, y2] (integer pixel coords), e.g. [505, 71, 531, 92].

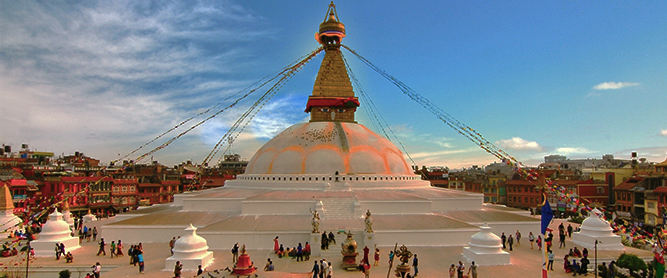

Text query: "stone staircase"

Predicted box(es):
[320, 198, 355, 219]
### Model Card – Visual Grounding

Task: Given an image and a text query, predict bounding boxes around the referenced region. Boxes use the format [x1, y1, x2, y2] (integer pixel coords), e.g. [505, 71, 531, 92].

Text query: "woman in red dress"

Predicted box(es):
[273, 236, 280, 254]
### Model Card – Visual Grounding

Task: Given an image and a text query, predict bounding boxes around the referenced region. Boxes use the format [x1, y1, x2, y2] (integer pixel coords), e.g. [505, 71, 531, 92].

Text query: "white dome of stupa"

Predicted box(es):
[39, 211, 71, 240]
[463, 223, 510, 265]
[245, 122, 411, 175]
[166, 224, 213, 270]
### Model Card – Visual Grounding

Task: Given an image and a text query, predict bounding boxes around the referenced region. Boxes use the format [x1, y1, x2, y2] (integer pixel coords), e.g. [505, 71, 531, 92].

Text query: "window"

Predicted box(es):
[597, 187, 605, 194]
[524, 197, 528, 203]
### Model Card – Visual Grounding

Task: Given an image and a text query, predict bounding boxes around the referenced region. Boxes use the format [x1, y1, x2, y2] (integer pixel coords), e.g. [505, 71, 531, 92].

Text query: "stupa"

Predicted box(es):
[0, 184, 22, 236]
[102, 2, 539, 251]
[572, 209, 623, 250]
[30, 210, 80, 257]
[462, 223, 510, 265]
[165, 224, 214, 271]
[61, 201, 75, 228]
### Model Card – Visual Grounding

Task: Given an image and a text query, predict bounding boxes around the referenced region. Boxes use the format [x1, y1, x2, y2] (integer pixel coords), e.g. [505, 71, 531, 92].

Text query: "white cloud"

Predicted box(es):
[660, 129, 667, 137]
[593, 82, 640, 90]
[554, 147, 594, 155]
[495, 137, 543, 151]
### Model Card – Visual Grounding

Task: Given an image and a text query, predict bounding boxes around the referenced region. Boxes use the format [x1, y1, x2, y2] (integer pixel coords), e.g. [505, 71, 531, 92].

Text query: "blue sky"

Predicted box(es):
[1, 0, 666, 169]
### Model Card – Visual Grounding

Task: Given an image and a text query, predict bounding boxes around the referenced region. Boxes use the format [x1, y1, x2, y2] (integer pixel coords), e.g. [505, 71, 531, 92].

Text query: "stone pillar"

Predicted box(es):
[311, 233, 321, 257]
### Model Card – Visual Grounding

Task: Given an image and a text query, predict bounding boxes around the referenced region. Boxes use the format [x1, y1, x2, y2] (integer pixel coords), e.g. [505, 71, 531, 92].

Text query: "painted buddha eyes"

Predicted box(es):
[320, 108, 331, 112]
[319, 108, 346, 113]
[336, 108, 346, 113]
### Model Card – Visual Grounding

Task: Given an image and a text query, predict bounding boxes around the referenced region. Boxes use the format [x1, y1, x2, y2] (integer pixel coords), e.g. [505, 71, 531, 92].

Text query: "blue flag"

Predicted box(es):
[541, 197, 553, 235]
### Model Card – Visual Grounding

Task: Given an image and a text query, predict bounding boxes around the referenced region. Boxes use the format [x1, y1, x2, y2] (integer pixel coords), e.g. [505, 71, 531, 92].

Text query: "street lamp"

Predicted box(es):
[594, 239, 601, 278]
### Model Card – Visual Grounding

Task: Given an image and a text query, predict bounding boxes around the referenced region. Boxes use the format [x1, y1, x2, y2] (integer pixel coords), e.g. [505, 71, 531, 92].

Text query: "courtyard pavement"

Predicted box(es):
[0, 216, 654, 278]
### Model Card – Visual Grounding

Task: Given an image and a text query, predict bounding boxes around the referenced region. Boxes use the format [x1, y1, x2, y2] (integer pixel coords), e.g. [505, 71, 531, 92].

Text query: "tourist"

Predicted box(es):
[137, 249, 145, 273]
[273, 236, 280, 254]
[515, 230, 521, 246]
[278, 244, 284, 258]
[582, 248, 588, 258]
[326, 262, 332, 278]
[92, 262, 101, 278]
[264, 258, 274, 271]
[608, 260, 615, 278]
[559, 231, 566, 248]
[55, 243, 61, 260]
[87, 227, 92, 242]
[128, 245, 135, 265]
[65, 251, 73, 263]
[363, 245, 370, 265]
[297, 243, 304, 261]
[78, 229, 84, 243]
[116, 240, 124, 256]
[311, 261, 319, 278]
[174, 261, 183, 278]
[457, 261, 465, 278]
[374, 247, 380, 266]
[321, 231, 328, 250]
[362, 262, 371, 278]
[93, 227, 98, 241]
[501, 232, 507, 249]
[448, 264, 456, 278]
[599, 262, 608, 277]
[547, 250, 554, 270]
[197, 265, 203, 276]
[389, 250, 394, 264]
[96, 238, 106, 256]
[110, 241, 116, 258]
[328, 231, 336, 244]
[232, 243, 239, 263]
[579, 256, 589, 275]
[412, 253, 418, 276]
[529, 232, 535, 249]
[169, 237, 176, 255]
[467, 261, 477, 278]
[507, 234, 514, 251]
[304, 242, 311, 261]
[567, 224, 573, 238]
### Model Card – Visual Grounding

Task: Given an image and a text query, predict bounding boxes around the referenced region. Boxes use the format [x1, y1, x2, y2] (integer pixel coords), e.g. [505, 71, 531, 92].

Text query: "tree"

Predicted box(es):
[58, 269, 71, 278]
[615, 253, 647, 278]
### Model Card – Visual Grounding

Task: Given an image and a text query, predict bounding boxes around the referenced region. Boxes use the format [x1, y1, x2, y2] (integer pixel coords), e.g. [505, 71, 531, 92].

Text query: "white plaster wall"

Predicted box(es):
[241, 200, 314, 215]
[472, 222, 541, 241]
[199, 231, 312, 251]
[373, 229, 478, 247]
[431, 197, 482, 211]
[102, 226, 190, 244]
[361, 201, 432, 215]
[182, 198, 242, 212]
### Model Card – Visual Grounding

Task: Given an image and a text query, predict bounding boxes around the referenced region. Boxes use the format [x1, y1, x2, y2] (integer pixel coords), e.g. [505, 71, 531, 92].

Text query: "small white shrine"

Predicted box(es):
[0, 185, 22, 235]
[165, 224, 213, 271]
[462, 223, 510, 265]
[572, 209, 623, 250]
[83, 209, 97, 223]
[61, 201, 75, 228]
[31, 211, 80, 257]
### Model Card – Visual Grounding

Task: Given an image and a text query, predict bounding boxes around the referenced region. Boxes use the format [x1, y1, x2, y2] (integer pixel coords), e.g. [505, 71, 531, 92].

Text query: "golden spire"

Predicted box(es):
[0, 183, 15, 211]
[306, 2, 359, 123]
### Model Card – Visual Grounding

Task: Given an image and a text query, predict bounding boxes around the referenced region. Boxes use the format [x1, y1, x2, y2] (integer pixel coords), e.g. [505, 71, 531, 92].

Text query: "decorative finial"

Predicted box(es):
[315, 1, 346, 49]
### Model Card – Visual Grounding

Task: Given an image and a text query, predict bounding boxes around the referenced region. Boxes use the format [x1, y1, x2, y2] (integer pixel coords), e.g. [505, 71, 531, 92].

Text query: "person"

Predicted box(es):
[529, 232, 535, 249]
[582, 248, 588, 258]
[232, 243, 239, 263]
[273, 236, 280, 254]
[321, 231, 328, 250]
[321, 260, 328, 278]
[110, 241, 116, 258]
[264, 258, 274, 271]
[547, 232, 554, 251]
[311, 261, 319, 278]
[501, 232, 507, 249]
[573, 247, 581, 257]
[537, 235, 542, 251]
[87, 227, 92, 242]
[412, 253, 418, 276]
[363, 262, 371, 278]
[128, 245, 135, 265]
[137, 249, 145, 273]
[116, 240, 124, 256]
[599, 262, 608, 277]
[55, 243, 61, 260]
[515, 230, 521, 246]
[174, 261, 183, 278]
[547, 249, 554, 270]
[457, 261, 465, 278]
[608, 260, 615, 278]
[448, 264, 456, 278]
[304, 242, 311, 261]
[388, 250, 394, 264]
[92, 262, 101, 278]
[93, 227, 98, 241]
[197, 265, 203, 276]
[374, 247, 380, 266]
[559, 230, 566, 248]
[278, 244, 284, 258]
[579, 256, 589, 275]
[468, 261, 478, 278]
[65, 251, 74, 263]
[508, 234, 514, 251]
[567, 224, 574, 238]
[97, 238, 106, 256]
[169, 237, 176, 255]
[363, 245, 370, 265]
[297, 243, 304, 261]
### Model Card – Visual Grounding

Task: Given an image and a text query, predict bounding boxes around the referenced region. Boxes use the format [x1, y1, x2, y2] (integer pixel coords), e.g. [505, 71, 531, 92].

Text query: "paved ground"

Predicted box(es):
[0, 217, 654, 277]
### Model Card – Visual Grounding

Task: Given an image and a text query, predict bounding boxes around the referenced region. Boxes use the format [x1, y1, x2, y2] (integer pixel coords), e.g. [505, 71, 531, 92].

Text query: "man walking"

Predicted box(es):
[96, 238, 106, 256]
[501, 232, 507, 249]
[311, 261, 319, 278]
[232, 243, 239, 263]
